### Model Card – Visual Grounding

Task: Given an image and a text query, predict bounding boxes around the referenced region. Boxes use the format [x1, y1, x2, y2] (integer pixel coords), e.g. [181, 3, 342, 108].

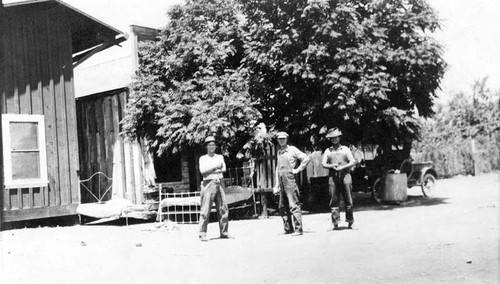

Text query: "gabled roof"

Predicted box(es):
[4, 0, 127, 66]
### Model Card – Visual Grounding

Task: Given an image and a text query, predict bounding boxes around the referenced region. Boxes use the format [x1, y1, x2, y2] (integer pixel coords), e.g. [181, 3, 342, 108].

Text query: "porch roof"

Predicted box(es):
[4, 0, 127, 65]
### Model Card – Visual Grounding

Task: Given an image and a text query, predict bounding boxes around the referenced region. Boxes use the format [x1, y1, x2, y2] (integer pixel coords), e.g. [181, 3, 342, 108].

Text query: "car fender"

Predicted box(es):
[417, 167, 437, 185]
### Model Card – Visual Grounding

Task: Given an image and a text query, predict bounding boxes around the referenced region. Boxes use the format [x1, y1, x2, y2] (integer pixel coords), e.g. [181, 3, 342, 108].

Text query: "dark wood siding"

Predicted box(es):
[1, 6, 80, 222]
[76, 89, 127, 203]
[76, 89, 193, 204]
[0, 1, 5, 230]
[255, 144, 277, 190]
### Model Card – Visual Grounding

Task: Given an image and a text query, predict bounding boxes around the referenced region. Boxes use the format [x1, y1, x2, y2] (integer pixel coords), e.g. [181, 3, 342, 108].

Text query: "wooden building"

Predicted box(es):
[0, 0, 125, 223]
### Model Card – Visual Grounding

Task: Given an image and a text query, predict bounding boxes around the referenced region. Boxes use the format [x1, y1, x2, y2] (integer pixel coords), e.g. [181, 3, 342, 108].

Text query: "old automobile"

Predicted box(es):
[351, 146, 438, 203]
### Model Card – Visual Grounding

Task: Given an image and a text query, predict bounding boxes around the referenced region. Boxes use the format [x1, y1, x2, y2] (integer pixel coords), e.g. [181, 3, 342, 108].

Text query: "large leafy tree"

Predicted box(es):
[240, 0, 446, 151]
[121, 0, 261, 156]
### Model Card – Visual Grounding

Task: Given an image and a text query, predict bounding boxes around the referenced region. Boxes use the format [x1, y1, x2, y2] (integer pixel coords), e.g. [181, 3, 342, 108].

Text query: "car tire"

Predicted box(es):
[372, 177, 383, 203]
[421, 173, 436, 197]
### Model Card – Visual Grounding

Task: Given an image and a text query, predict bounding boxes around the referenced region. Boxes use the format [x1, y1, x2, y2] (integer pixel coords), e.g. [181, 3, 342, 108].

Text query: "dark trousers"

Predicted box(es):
[329, 172, 354, 224]
[199, 179, 229, 237]
[278, 172, 303, 233]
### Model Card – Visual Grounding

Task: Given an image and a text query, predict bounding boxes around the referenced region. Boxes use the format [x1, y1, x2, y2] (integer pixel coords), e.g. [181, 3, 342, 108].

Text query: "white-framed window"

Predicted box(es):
[2, 114, 48, 189]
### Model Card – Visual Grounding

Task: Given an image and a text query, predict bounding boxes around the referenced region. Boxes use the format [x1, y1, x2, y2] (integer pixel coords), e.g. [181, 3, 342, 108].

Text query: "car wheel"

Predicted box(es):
[421, 173, 436, 197]
[372, 177, 383, 203]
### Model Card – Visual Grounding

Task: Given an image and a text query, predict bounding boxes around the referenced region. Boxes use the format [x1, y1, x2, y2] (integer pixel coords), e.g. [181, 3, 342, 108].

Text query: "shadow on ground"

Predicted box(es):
[1, 215, 155, 231]
[2, 215, 80, 231]
[226, 190, 449, 219]
[352, 192, 449, 212]
[1, 190, 449, 231]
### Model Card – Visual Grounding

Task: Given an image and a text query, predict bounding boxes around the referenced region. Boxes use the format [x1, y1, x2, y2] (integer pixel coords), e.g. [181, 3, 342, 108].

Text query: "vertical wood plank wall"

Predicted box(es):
[255, 144, 277, 190]
[0, 6, 80, 222]
[76, 89, 127, 203]
[76, 89, 192, 204]
[0, 0, 5, 229]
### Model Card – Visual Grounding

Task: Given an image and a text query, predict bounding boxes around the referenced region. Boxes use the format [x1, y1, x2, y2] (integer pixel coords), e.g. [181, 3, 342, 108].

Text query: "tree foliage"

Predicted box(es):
[122, 0, 446, 158]
[240, 0, 446, 150]
[121, 0, 261, 155]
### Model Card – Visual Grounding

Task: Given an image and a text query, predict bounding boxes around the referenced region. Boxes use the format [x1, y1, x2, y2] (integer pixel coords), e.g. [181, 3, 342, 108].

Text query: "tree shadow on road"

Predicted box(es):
[298, 191, 449, 216]
[352, 192, 449, 212]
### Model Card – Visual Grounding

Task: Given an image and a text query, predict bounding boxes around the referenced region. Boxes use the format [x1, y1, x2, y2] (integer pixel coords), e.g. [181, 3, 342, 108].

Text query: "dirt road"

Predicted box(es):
[1, 173, 499, 284]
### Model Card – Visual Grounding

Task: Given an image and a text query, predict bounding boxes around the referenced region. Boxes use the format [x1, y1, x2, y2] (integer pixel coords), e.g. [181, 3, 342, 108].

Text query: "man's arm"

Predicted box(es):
[337, 148, 357, 171]
[322, 148, 333, 169]
[199, 156, 223, 176]
[292, 147, 310, 174]
[273, 162, 280, 194]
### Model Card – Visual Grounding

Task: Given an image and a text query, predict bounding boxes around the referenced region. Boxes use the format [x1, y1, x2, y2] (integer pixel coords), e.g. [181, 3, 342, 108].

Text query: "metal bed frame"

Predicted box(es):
[78, 172, 156, 225]
[156, 164, 256, 225]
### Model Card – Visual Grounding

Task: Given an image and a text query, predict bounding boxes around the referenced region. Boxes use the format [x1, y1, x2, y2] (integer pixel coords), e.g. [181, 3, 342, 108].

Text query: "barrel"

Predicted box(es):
[382, 173, 408, 202]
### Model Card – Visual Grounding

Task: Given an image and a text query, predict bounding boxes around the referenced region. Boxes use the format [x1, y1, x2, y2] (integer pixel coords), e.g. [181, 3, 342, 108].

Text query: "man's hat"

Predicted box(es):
[276, 132, 289, 139]
[204, 136, 216, 144]
[326, 128, 342, 138]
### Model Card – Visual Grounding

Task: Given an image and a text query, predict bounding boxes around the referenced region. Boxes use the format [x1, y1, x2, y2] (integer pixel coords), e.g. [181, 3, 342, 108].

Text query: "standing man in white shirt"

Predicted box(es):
[198, 136, 229, 242]
[322, 128, 357, 230]
[273, 132, 310, 236]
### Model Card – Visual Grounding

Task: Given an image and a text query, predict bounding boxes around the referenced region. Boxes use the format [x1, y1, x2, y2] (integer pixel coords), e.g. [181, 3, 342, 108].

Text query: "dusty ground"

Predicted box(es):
[1, 173, 499, 284]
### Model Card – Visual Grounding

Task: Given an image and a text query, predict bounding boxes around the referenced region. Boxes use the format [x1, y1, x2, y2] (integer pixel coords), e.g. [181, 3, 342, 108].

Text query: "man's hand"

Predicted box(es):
[273, 186, 280, 195]
[332, 163, 342, 171]
[291, 168, 300, 175]
[213, 162, 223, 172]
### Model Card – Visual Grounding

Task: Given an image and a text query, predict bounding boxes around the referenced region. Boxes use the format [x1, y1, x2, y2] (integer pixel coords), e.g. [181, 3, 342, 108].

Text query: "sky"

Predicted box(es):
[430, 0, 500, 100]
[60, 0, 500, 100]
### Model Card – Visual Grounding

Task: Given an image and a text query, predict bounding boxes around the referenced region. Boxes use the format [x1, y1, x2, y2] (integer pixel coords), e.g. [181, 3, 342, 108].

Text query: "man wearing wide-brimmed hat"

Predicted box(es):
[322, 128, 357, 230]
[198, 136, 229, 241]
[273, 131, 310, 236]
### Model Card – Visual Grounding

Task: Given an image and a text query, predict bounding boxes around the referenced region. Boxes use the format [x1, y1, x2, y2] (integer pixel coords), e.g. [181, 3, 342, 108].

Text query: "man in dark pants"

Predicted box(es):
[198, 136, 229, 241]
[322, 128, 357, 230]
[273, 132, 310, 236]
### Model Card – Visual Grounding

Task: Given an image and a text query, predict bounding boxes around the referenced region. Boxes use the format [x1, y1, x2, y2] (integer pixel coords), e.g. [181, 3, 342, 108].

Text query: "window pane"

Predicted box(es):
[11, 152, 40, 180]
[10, 122, 39, 150]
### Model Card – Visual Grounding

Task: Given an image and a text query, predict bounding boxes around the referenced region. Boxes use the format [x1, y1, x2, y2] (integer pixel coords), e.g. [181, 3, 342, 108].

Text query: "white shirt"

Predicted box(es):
[199, 154, 226, 180]
[322, 145, 355, 170]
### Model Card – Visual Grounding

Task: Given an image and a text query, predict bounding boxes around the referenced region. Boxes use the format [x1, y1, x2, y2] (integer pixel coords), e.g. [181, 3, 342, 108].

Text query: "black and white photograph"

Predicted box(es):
[1, 0, 499, 283]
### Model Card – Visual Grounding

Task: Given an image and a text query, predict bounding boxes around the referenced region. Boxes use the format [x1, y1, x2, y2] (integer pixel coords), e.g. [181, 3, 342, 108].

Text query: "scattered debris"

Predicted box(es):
[141, 220, 180, 232]
[479, 204, 497, 209]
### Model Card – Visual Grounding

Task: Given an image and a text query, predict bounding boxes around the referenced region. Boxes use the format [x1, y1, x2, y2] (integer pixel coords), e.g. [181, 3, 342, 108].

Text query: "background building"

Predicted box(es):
[0, 0, 125, 223]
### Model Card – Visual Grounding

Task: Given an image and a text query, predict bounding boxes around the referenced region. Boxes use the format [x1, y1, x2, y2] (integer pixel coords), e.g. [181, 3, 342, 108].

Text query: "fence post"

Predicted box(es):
[470, 139, 478, 176]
